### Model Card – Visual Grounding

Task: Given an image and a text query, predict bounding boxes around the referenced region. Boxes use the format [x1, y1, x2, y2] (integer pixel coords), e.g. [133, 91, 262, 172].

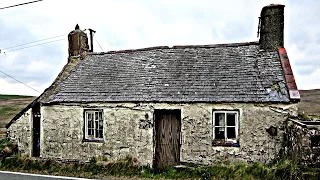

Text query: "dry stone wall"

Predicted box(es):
[285, 120, 320, 166]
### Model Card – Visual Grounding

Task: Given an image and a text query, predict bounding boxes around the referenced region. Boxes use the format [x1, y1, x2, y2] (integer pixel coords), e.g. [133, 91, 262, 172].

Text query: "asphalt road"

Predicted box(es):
[0, 171, 95, 180]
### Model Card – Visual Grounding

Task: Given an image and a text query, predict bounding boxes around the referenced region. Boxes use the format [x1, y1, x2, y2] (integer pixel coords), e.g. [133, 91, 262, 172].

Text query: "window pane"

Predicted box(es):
[227, 113, 236, 126]
[88, 120, 93, 128]
[94, 130, 99, 138]
[98, 112, 102, 120]
[215, 113, 225, 126]
[85, 111, 103, 139]
[215, 127, 225, 140]
[99, 130, 103, 138]
[88, 128, 93, 136]
[227, 127, 236, 139]
[88, 113, 92, 121]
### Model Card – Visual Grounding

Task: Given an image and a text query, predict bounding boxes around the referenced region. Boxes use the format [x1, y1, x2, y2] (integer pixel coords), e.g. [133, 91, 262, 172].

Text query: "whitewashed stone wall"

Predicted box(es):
[9, 102, 298, 166]
[181, 103, 297, 164]
[40, 104, 154, 165]
[7, 109, 32, 156]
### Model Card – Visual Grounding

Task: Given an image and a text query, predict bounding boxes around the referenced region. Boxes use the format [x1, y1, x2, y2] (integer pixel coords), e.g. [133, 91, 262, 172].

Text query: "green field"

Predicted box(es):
[0, 94, 34, 100]
[0, 95, 35, 138]
[298, 89, 320, 116]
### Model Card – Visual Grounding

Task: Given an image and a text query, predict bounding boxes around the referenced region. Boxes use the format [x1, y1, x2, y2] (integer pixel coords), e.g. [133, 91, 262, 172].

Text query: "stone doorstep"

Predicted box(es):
[174, 164, 188, 169]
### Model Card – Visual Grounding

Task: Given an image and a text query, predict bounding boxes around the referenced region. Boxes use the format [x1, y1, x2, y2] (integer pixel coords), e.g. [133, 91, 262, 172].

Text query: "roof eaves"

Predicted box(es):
[43, 99, 291, 105]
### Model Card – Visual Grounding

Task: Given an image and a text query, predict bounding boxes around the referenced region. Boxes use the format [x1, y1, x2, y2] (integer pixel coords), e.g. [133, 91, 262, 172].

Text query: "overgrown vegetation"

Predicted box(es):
[0, 137, 319, 179]
[0, 137, 17, 162]
[298, 113, 320, 120]
[0, 154, 319, 179]
[0, 137, 12, 152]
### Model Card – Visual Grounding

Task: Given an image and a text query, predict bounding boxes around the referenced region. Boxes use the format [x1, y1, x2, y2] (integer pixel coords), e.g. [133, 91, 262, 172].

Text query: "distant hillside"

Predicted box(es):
[298, 89, 320, 116]
[0, 95, 35, 138]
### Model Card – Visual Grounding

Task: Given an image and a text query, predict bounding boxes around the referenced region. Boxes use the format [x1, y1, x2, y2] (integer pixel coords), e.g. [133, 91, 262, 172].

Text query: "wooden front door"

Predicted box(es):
[154, 109, 181, 169]
[32, 103, 40, 157]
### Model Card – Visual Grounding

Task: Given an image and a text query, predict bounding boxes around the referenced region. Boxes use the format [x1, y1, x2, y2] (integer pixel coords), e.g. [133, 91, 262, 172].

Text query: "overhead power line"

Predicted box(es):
[94, 35, 104, 52]
[4, 38, 65, 53]
[3, 34, 66, 50]
[0, 70, 41, 93]
[1, 34, 66, 54]
[0, 0, 44, 10]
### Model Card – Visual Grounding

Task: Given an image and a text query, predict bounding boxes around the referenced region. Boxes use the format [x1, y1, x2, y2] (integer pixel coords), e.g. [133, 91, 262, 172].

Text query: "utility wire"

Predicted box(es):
[0, 70, 40, 93]
[4, 38, 64, 53]
[3, 34, 66, 50]
[0, 0, 44, 10]
[94, 35, 104, 52]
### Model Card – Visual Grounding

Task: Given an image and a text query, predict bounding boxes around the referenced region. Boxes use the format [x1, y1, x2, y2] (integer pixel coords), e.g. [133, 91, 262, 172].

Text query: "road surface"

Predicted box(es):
[0, 171, 95, 180]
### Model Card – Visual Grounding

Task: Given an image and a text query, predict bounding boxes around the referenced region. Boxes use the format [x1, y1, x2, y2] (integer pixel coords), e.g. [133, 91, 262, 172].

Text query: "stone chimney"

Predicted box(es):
[259, 4, 285, 51]
[68, 24, 89, 59]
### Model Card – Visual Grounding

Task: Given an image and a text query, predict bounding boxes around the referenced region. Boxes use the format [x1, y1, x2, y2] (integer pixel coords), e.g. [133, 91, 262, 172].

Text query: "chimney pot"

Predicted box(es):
[259, 4, 285, 51]
[68, 24, 89, 59]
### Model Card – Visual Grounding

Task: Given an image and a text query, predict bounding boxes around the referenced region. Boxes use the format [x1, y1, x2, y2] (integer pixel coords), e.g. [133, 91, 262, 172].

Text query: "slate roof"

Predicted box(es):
[47, 41, 290, 103]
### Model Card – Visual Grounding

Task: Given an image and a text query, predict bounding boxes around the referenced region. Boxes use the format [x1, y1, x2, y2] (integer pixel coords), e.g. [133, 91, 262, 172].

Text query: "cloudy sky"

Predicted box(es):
[0, 0, 319, 96]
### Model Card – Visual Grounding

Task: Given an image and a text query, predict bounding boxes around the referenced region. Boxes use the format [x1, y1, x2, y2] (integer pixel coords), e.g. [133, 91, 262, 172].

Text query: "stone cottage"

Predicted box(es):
[6, 4, 300, 169]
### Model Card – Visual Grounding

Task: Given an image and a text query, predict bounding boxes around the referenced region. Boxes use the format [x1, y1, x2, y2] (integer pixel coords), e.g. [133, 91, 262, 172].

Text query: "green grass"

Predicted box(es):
[0, 94, 34, 100]
[0, 154, 319, 180]
[0, 106, 15, 115]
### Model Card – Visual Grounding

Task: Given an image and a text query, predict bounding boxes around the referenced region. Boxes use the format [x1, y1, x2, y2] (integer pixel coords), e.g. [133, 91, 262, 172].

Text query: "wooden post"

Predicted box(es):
[88, 28, 96, 52]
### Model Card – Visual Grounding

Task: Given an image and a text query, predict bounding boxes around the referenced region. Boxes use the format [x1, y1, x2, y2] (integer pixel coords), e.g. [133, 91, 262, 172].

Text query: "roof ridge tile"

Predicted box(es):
[87, 41, 259, 55]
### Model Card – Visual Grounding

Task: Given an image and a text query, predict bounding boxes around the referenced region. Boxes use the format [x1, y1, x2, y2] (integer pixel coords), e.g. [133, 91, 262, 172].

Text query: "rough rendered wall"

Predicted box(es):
[41, 104, 154, 165]
[40, 102, 297, 165]
[7, 109, 32, 156]
[181, 103, 297, 164]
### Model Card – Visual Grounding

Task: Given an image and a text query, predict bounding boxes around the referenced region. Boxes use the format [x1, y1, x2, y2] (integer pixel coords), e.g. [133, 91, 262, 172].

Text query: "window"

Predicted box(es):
[311, 135, 320, 149]
[84, 110, 103, 141]
[213, 111, 239, 147]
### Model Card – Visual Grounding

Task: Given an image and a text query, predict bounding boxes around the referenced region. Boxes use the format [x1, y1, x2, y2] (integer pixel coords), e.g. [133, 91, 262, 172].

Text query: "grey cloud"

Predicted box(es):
[0, 0, 320, 93]
[0, 19, 67, 85]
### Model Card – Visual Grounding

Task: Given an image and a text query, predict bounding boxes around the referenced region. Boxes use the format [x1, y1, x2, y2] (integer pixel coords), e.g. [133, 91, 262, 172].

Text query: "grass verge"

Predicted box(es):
[0, 155, 319, 180]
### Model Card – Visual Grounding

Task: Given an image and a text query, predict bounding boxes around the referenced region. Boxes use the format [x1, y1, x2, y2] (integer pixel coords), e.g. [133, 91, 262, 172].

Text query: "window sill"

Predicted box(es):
[212, 144, 240, 147]
[212, 141, 240, 147]
[82, 139, 104, 143]
[212, 146, 240, 153]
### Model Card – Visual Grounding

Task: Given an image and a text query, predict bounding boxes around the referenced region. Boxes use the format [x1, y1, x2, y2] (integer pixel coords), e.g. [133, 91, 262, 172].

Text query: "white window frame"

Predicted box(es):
[84, 109, 104, 141]
[213, 110, 239, 145]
